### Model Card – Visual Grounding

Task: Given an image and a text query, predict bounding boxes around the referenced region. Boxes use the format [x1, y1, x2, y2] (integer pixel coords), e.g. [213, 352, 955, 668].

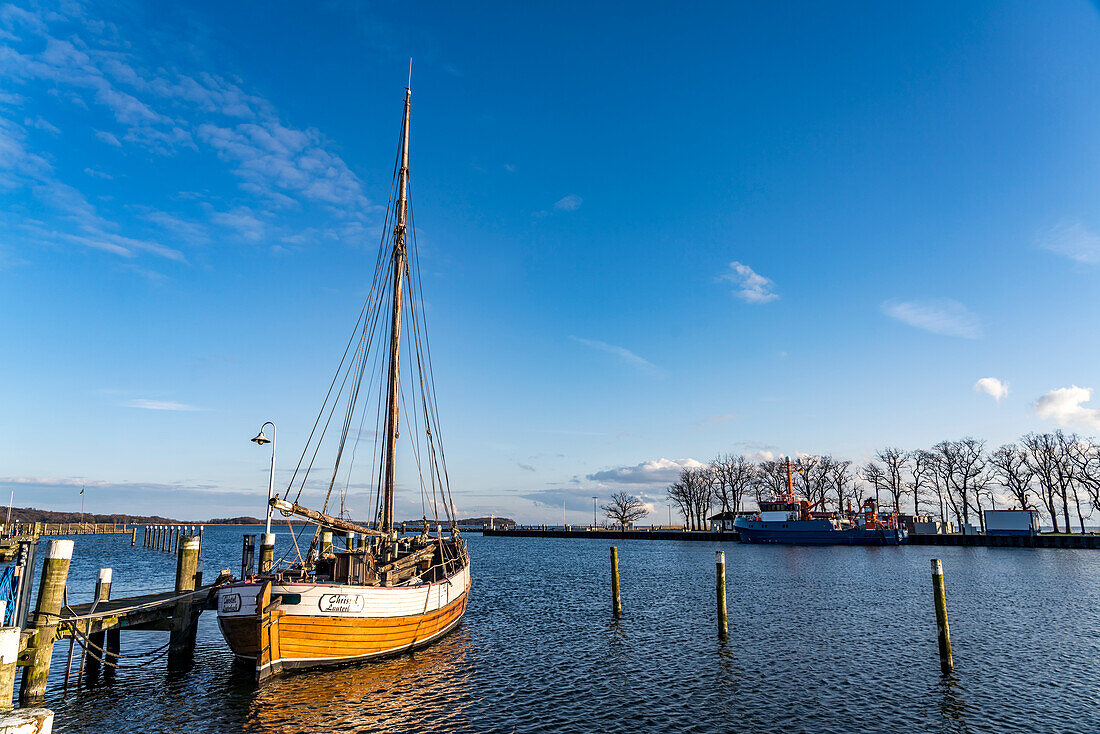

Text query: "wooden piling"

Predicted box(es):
[20, 539, 73, 703]
[931, 558, 953, 674]
[84, 568, 112, 679]
[143, 526, 149, 547]
[716, 551, 728, 640]
[130, 527, 137, 546]
[321, 531, 333, 557]
[610, 546, 622, 619]
[173, 526, 180, 553]
[259, 532, 275, 573]
[168, 536, 201, 668]
[0, 626, 18, 710]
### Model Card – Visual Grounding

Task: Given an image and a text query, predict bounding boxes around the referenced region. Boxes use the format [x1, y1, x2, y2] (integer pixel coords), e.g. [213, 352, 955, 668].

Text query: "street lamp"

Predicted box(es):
[251, 421, 276, 534]
[592, 496, 597, 529]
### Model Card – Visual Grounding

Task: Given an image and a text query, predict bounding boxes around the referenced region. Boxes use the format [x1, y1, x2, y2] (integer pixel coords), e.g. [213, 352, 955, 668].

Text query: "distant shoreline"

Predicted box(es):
[4, 507, 515, 527]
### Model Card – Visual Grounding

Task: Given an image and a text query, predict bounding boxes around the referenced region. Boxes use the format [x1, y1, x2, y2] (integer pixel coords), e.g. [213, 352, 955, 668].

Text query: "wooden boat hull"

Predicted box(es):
[216, 564, 470, 681]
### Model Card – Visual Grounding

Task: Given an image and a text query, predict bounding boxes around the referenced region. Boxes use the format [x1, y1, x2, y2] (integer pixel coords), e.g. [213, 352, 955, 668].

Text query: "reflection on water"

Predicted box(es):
[244, 629, 475, 733]
[37, 528, 1100, 733]
[936, 677, 969, 734]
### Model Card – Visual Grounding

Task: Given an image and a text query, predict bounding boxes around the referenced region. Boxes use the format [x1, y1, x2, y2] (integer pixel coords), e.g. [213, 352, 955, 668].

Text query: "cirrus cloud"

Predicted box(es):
[720, 261, 778, 303]
[881, 298, 981, 339]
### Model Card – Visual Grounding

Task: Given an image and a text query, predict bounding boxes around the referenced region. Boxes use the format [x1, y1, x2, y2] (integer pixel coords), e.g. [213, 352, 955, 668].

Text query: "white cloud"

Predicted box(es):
[720, 261, 778, 303]
[25, 115, 60, 134]
[1034, 386, 1100, 429]
[881, 298, 980, 339]
[587, 457, 706, 485]
[209, 205, 264, 242]
[1038, 221, 1100, 264]
[95, 130, 121, 147]
[974, 377, 1008, 402]
[570, 336, 657, 373]
[124, 399, 203, 411]
[554, 194, 582, 211]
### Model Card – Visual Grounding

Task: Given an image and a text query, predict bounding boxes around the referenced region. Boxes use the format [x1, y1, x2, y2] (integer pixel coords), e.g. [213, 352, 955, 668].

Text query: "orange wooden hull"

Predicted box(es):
[270, 592, 468, 668]
[218, 580, 469, 680]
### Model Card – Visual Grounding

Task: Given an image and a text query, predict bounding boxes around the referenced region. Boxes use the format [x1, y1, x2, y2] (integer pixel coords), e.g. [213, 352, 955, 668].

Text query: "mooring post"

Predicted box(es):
[20, 538, 74, 703]
[259, 532, 275, 573]
[84, 568, 112, 680]
[168, 536, 201, 669]
[344, 533, 354, 552]
[174, 526, 181, 553]
[321, 531, 333, 557]
[610, 546, 622, 619]
[241, 534, 256, 579]
[0, 625, 19, 710]
[143, 525, 148, 547]
[130, 527, 137, 546]
[931, 558, 954, 674]
[716, 551, 728, 640]
[155, 526, 162, 551]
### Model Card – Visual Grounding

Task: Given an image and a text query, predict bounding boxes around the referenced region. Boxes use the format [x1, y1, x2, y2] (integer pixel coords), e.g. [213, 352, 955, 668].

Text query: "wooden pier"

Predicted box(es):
[9, 535, 232, 705]
[5, 522, 131, 538]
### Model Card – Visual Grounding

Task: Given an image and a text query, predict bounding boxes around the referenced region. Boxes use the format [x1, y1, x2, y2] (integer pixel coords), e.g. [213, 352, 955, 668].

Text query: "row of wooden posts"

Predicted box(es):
[4, 533, 210, 707]
[140, 524, 204, 553]
[608, 547, 955, 674]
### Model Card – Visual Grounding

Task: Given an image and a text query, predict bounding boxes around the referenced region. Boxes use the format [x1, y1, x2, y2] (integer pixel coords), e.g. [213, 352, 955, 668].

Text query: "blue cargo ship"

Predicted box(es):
[734, 460, 907, 545]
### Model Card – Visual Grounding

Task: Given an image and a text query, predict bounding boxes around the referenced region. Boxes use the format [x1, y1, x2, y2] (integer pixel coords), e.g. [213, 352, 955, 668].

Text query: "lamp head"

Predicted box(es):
[251, 430, 271, 446]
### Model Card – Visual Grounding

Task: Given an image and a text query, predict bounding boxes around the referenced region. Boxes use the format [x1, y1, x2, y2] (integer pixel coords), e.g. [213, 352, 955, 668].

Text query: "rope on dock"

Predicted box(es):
[64, 622, 171, 669]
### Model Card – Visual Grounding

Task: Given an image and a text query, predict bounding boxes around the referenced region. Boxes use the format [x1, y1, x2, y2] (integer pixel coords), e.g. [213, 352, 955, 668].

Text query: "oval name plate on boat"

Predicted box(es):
[319, 593, 365, 613]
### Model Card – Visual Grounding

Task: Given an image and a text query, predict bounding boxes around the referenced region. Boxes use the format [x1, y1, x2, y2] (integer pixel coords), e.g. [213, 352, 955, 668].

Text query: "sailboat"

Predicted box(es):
[216, 80, 471, 681]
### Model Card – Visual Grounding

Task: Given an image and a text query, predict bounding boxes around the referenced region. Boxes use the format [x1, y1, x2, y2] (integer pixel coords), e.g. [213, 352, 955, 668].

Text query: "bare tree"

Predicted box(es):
[861, 461, 888, 508]
[601, 492, 649, 530]
[690, 467, 716, 531]
[667, 480, 690, 531]
[990, 444, 1035, 510]
[789, 455, 817, 504]
[1055, 432, 1090, 534]
[669, 466, 713, 531]
[908, 450, 935, 517]
[1022, 432, 1061, 533]
[711, 454, 756, 516]
[755, 459, 789, 502]
[825, 458, 855, 514]
[876, 447, 909, 514]
[932, 438, 988, 531]
[1067, 437, 1100, 516]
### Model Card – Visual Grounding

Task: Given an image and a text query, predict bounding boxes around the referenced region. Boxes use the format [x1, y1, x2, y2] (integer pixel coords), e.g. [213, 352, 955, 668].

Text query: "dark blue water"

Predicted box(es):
[25, 526, 1100, 732]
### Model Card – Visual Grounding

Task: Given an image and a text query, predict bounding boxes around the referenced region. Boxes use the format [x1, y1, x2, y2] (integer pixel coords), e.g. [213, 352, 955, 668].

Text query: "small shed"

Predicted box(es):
[708, 511, 739, 532]
[984, 509, 1040, 536]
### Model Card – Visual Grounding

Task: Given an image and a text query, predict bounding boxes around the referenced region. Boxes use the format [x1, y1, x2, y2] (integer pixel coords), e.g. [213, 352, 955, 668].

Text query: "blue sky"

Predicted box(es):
[2, 0, 1099, 523]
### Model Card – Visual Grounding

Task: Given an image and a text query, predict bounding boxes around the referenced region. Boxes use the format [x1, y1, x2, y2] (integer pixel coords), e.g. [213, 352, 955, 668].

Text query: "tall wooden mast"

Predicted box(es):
[381, 86, 411, 535]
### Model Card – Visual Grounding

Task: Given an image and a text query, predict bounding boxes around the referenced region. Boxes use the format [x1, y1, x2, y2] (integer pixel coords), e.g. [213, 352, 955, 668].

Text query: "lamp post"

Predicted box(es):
[592, 496, 597, 529]
[251, 422, 276, 534]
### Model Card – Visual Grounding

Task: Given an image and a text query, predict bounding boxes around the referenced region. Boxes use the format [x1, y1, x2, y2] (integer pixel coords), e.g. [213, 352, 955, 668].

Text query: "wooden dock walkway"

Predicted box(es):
[7, 534, 233, 705]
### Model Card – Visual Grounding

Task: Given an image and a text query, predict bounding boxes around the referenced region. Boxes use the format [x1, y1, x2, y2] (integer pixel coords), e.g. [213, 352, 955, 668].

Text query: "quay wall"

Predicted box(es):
[483, 528, 1100, 548]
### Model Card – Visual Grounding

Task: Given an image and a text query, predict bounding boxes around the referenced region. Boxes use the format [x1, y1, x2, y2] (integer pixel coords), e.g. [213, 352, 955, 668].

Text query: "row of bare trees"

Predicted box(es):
[665, 431, 1100, 533]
